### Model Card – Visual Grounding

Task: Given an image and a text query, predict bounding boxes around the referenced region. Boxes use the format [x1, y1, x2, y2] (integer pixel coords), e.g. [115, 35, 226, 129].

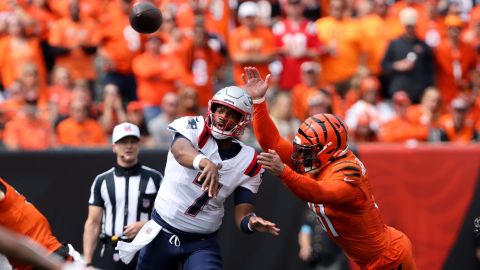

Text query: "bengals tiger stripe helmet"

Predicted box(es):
[291, 113, 349, 173]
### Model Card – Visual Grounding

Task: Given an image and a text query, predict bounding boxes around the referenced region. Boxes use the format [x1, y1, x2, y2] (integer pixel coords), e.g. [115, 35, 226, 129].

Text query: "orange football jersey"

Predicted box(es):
[252, 102, 416, 269]
[0, 178, 62, 270]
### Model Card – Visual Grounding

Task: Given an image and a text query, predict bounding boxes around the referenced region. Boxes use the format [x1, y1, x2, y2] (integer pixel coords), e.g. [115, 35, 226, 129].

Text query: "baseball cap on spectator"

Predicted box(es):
[444, 15, 463, 28]
[112, 122, 140, 143]
[451, 97, 468, 111]
[238, 1, 259, 17]
[399, 7, 418, 26]
[393, 91, 411, 105]
[300, 61, 320, 73]
[127, 101, 144, 113]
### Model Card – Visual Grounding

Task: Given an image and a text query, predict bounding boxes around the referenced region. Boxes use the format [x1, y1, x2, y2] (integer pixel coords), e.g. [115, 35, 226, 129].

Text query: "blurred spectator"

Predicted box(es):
[416, 0, 446, 48]
[388, 0, 427, 21]
[56, 100, 107, 148]
[49, 0, 102, 21]
[98, 83, 127, 134]
[18, 62, 47, 105]
[174, 0, 233, 45]
[306, 88, 333, 116]
[126, 100, 155, 148]
[148, 92, 179, 149]
[314, 0, 367, 97]
[434, 15, 477, 105]
[0, 14, 47, 90]
[0, 80, 27, 121]
[268, 91, 299, 141]
[344, 76, 395, 136]
[97, 0, 141, 103]
[291, 61, 323, 120]
[351, 114, 378, 143]
[3, 101, 55, 151]
[407, 86, 444, 128]
[359, 0, 403, 80]
[48, 0, 99, 88]
[378, 91, 429, 143]
[438, 97, 477, 143]
[272, 0, 321, 91]
[186, 16, 224, 109]
[47, 66, 74, 122]
[132, 35, 190, 122]
[177, 86, 201, 116]
[229, 1, 276, 86]
[302, 0, 321, 22]
[298, 208, 350, 270]
[381, 7, 435, 103]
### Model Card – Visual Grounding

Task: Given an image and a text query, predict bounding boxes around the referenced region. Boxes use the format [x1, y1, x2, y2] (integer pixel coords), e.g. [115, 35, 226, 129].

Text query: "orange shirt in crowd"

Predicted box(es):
[0, 177, 62, 270]
[175, 0, 232, 43]
[185, 42, 224, 108]
[47, 85, 73, 116]
[98, 3, 142, 74]
[314, 16, 367, 84]
[2, 114, 55, 150]
[291, 83, 319, 120]
[0, 36, 47, 88]
[228, 25, 276, 85]
[23, 4, 57, 41]
[56, 117, 107, 147]
[438, 114, 476, 143]
[48, 17, 100, 80]
[434, 40, 477, 105]
[132, 51, 190, 106]
[377, 117, 429, 143]
[360, 13, 404, 75]
[407, 104, 445, 128]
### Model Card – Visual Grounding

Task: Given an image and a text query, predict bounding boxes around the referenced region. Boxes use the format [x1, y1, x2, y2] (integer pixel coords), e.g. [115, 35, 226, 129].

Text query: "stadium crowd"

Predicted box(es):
[0, 0, 479, 151]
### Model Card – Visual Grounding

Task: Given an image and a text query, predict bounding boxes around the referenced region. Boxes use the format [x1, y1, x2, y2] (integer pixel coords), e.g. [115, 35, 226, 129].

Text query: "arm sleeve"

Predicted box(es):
[233, 186, 254, 205]
[167, 116, 202, 147]
[239, 167, 263, 194]
[253, 102, 295, 167]
[88, 177, 104, 207]
[279, 165, 360, 204]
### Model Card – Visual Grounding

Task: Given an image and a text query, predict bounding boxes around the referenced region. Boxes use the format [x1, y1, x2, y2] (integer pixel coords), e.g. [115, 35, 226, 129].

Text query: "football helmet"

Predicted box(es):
[291, 113, 349, 173]
[206, 86, 253, 140]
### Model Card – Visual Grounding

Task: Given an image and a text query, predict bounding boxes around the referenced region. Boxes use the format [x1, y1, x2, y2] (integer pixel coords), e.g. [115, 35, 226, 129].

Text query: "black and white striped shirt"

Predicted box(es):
[88, 163, 162, 237]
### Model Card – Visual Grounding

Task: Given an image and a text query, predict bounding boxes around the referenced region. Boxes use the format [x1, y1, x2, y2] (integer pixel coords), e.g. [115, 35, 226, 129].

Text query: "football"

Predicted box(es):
[129, 2, 162, 34]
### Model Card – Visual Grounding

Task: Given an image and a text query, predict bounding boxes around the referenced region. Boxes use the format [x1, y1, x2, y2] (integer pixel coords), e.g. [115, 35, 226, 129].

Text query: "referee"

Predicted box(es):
[83, 122, 163, 270]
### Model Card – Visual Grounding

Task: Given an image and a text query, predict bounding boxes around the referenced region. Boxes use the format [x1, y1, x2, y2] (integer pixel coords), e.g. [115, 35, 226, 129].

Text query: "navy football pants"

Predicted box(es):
[136, 230, 223, 270]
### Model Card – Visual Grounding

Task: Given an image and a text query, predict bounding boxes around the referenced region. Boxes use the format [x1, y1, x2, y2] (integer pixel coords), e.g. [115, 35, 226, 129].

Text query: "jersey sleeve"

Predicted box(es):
[253, 102, 295, 167]
[167, 116, 205, 148]
[240, 148, 264, 194]
[88, 176, 104, 207]
[329, 161, 364, 186]
[279, 165, 360, 205]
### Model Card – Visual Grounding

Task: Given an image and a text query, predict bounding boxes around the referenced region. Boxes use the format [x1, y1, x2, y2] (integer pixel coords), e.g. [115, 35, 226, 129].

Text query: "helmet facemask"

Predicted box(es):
[207, 101, 251, 140]
[291, 141, 334, 174]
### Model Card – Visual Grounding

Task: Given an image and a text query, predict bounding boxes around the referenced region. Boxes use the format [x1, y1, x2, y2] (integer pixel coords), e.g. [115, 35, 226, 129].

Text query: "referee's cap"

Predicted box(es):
[112, 122, 140, 143]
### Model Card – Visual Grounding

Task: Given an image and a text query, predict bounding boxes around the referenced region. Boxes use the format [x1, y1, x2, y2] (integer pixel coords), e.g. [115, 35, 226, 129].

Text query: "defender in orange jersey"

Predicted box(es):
[0, 177, 71, 270]
[242, 67, 417, 270]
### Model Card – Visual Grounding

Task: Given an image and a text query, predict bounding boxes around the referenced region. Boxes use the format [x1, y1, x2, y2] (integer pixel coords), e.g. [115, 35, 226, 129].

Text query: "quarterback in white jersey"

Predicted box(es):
[134, 86, 280, 270]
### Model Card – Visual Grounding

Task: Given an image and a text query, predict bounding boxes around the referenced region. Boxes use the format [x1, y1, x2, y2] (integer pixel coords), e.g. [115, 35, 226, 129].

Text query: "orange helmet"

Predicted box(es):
[291, 113, 349, 173]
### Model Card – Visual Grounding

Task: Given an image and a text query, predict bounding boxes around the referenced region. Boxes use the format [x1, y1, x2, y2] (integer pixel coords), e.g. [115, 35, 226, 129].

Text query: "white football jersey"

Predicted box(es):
[154, 116, 263, 234]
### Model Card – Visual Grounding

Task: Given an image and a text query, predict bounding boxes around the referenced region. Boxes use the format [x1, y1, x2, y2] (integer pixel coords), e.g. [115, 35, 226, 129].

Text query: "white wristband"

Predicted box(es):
[252, 96, 266, 104]
[192, 154, 207, 170]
